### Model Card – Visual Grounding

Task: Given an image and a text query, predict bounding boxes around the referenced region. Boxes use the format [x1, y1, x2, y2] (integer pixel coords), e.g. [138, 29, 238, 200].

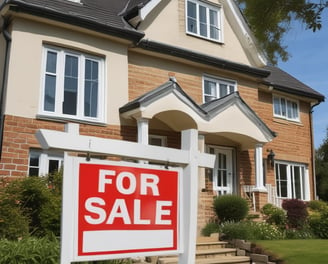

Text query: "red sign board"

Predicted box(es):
[77, 162, 179, 257]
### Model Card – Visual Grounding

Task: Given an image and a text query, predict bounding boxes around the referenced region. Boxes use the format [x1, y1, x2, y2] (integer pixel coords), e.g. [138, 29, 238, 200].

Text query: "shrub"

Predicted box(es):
[218, 221, 283, 241]
[261, 203, 286, 229]
[307, 200, 328, 212]
[308, 210, 328, 239]
[282, 199, 308, 229]
[201, 221, 219, 236]
[213, 195, 249, 222]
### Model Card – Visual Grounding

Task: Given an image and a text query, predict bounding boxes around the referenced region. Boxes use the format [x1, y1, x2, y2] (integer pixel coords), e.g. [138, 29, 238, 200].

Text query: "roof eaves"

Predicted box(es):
[6, 0, 145, 42]
[263, 81, 325, 102]
[137, 39, 270, 78]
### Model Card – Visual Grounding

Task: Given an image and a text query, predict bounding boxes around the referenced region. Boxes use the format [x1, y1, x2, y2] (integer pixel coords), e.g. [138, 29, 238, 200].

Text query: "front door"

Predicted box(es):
[211, 147, 234, 195]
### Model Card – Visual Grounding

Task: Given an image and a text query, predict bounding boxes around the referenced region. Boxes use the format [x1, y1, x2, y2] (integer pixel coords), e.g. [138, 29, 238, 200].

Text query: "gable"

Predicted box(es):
[136, 0, 266, 67]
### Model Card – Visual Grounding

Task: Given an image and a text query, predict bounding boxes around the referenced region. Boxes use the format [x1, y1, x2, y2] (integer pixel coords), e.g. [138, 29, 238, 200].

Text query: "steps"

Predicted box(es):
[157, 234, 250, 264]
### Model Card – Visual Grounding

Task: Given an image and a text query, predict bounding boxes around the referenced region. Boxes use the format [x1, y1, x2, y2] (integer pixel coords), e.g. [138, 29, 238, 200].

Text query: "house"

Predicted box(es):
[0, 0, 324, 232]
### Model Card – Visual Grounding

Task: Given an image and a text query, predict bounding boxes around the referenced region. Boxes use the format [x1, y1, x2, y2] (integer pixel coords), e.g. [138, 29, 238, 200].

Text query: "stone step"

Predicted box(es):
[196, 248, 238, 259]
[158, 255, 250, 264]
[196, 241, 228, 250]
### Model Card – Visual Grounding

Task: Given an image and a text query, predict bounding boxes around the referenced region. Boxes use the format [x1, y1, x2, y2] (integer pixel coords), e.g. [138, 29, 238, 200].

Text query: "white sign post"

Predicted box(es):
[36, 123, 215, 264]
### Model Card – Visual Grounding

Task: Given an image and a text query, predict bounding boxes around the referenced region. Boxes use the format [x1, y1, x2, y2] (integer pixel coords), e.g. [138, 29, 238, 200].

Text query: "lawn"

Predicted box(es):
[254, 239, 328, 264]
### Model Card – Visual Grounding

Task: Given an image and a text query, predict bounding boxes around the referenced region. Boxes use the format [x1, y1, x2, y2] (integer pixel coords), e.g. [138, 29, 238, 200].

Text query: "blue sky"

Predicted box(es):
[277, 18, 328, 149]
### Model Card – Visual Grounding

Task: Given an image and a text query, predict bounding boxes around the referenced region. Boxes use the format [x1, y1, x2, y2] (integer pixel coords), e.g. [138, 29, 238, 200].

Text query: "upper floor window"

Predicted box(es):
[273, 95, 299, 121]
[41, 46, 105, 122]
[203, 76, 236, 103]
[186, 0, 222, 42]
[149, 135, 167, 146]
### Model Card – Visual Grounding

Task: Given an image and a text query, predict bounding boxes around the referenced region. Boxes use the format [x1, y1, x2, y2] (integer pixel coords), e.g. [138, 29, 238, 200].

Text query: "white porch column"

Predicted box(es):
[254, 143, 266, 191]
[198, 134, 206, 191]
[137, 118, 149, 145]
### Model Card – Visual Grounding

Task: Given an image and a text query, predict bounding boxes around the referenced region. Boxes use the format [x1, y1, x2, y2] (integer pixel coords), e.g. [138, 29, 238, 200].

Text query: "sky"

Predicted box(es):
[277, 17, 328, 149]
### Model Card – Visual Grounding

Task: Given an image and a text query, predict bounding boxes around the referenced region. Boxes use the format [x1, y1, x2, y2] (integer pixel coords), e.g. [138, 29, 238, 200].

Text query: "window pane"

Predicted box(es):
[84, 60, 99, 117]
[293, 166, 302, 199]
[219, 83, 228, 97]
[29, 153, 39, 176]
[287, 100, 292, 119]
[199, 5, 207, 37]
[292, 102, 299, 119]
[44, 75, 56, 112]
[273, 97, 281, 115]
[48, 160, 59, 174]
[281, 98, 286, 116]
[46, 51, 57, 73]
[63, 55, 78, 115]
[210, 9, 219, 39]
[187, 1, 197, 33]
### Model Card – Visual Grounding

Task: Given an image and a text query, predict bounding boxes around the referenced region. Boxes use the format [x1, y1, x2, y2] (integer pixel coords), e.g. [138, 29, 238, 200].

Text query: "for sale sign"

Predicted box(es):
[75, 160, 180, 260]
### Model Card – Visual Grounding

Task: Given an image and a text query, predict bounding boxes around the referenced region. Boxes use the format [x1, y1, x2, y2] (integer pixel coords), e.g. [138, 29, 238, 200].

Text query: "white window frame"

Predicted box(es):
[273, 95, 300, 122]
[202, 75, 237, 103]
[275, 161, 310, 201]
[29, 149, 64, 177]
[40, 46, 105, 123]
[186, 0, 223, 42]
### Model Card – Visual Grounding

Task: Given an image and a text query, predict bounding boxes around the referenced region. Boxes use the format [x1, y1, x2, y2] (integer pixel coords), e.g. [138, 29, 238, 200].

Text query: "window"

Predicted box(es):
[29, 150, 63, 177]
[41, 46, 105, 122]
[273, 95, 299, 121]
[149, 135, 167, 146]
[203, 76, 236, 103]
[275, 162, 309, 200]
[186, 0, 222, 42]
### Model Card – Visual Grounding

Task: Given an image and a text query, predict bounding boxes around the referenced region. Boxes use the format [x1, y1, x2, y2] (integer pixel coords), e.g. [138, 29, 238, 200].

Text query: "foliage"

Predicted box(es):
[315, 129, 328, 201]
[219, 221, 284, 241]
[213, 195, 249, 222]
[0, 170, 62, 239]
[0, 236, 59, 264]
[282, 199, 308, 229]
[201, 221, 220, 237]
[307, 200, 328, 238]
[261, 203, 286, 229]
[283, 227, 314, 239]
[237, 0, 328, 65]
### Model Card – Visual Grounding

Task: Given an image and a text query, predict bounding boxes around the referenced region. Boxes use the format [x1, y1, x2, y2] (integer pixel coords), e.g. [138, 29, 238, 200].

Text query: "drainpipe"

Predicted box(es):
[0, 16, 12, 158]
[310, 101, 321, 200]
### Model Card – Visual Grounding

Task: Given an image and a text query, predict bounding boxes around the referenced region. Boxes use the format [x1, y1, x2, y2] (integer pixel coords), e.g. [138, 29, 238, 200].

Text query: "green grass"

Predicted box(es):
[254, 239, 328, 264]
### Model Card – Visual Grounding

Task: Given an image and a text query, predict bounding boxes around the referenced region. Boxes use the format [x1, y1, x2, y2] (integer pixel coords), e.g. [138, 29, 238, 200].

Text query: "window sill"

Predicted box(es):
[36, 114, 107, 127]
[273, 117, 303, 126]
[186, 32, 224, 45]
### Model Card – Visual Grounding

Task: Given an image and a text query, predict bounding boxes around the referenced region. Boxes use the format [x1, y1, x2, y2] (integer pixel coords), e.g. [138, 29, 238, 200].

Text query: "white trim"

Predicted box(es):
[40, 46, 106, 123]
[254, 144, 266, 191]
[273, 95, 300, 122]
[185, 0, 223, 43]
[140, 0, 162, 20]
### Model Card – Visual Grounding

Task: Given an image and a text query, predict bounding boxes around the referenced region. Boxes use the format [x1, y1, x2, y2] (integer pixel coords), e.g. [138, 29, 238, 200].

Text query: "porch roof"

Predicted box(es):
[120, 78, 276, 148]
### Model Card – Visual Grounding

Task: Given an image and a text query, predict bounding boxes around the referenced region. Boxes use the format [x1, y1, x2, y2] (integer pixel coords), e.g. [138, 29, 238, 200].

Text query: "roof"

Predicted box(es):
[0, 0, 325, 102]
[263, 66, 325, 101]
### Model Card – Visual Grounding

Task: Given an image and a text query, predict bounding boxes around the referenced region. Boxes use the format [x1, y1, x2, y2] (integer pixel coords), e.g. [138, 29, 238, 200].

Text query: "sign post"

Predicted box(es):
[36, 123, 215, 263]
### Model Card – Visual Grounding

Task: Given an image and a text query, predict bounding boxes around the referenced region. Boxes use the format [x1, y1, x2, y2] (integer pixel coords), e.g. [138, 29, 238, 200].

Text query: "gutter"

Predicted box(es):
[137, 39, 271, 78]
[0, 16, 11, 158]
[310, 101, 323, 200]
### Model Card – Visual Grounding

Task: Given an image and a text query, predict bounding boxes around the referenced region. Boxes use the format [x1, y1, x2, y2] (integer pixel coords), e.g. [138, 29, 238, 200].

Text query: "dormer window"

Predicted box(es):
[186, 0, 222, 42]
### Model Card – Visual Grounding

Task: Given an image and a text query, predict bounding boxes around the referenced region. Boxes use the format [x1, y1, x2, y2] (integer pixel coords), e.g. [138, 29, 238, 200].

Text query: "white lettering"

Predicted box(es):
[98, 169, 116, 193]
[155, 201, 172, 225]
[133, 199, 151, 224]
[116, 172, 136, 195]
[140, 173, 159, 196]
[84, 197, 106, 224]
[106, 199, 131, 224]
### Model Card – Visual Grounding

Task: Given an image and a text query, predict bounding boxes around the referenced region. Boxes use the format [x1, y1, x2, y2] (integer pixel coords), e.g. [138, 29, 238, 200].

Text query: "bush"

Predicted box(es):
[218, 221, 283, 240]
[213, 195, 249, 222]
[261, 203, 286, 229]
[282, 199, 308, 229]
[201, 221, 219, 236]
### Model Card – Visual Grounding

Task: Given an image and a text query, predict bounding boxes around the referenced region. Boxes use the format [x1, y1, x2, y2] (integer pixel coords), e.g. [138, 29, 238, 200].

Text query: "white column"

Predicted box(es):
[198, 134, 206, 191]
[254, 143, 266, 191]
[137, 118, 149, 145]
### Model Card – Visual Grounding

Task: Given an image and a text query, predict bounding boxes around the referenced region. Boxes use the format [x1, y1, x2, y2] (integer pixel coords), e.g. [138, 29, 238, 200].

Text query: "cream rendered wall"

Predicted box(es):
[139, 0, 252, 66]
[5, 17, 129, 125]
